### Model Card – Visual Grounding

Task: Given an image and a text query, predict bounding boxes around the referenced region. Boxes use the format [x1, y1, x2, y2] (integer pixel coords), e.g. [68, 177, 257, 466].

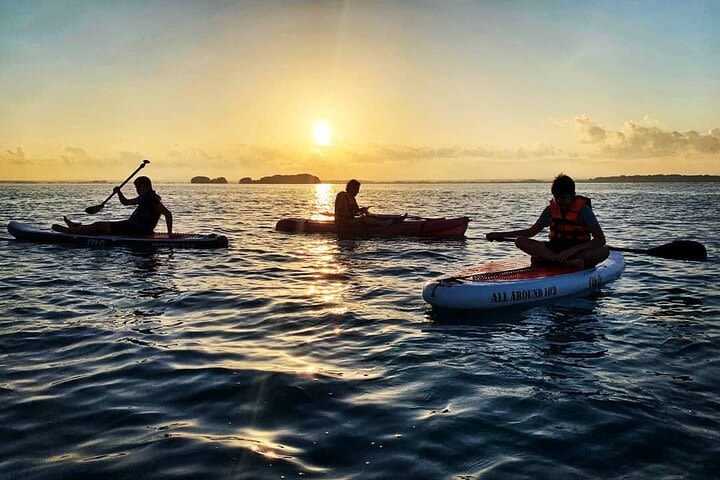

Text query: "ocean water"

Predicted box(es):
[0, 182, 718, 479]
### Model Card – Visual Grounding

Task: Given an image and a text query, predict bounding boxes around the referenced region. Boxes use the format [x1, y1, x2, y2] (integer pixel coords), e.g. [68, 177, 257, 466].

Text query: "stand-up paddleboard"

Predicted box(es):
[7, 221, 229, 249]
[423, 252, 625, 310]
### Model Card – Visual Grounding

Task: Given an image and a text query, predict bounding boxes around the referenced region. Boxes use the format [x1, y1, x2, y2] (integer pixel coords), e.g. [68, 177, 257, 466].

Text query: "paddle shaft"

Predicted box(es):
[95, 160, 149, 209]
[490, 237, 707, 261]
[492, 236, 644, 252]
[320, 212, 427, 221]
[604, 246, 647, 254]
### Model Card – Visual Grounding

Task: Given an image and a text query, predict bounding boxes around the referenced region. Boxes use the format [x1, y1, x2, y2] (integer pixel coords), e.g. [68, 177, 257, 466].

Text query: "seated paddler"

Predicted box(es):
[485, 173, 610, 269]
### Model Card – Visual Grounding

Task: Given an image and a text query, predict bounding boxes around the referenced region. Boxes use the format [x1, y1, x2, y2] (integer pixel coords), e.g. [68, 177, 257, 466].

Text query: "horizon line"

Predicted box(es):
[2, 174, 720, 185]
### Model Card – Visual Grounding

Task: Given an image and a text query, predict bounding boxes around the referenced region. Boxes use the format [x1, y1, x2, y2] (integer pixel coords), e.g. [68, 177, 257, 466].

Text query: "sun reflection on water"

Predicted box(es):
[303, 240, 349, 307]
[310, 183, 335, 220]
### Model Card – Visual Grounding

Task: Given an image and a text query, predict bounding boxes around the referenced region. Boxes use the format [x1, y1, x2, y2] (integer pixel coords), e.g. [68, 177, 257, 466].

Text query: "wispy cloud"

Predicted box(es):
[575, 116, 720, 157]
[117, 151, 147, 163]
[59, 146, 93, 165]
[1, 147, 27, 164]
[317, 143, 572, 164]
[166, 149, 226, 168]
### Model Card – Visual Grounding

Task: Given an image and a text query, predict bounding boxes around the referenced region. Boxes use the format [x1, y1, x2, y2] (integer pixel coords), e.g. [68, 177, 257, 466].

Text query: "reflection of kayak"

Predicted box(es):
[7, 221, 229, 249]
[423, 251, 625, 310]
[275, 216, 470, 238]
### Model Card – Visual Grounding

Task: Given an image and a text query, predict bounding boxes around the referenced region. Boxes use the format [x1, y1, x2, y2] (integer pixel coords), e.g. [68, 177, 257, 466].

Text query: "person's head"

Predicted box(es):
[134, 176, 153, 195]
[346, 179, 361, 197]
[551, 173, 576, 209]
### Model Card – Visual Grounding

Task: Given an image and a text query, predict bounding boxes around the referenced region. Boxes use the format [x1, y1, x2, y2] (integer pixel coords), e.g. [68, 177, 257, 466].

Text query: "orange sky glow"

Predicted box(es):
[1, 2, 718, 181]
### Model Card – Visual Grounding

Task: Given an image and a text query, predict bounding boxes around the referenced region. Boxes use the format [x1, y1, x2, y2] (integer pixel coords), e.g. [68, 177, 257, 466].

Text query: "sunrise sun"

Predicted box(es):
[312, 121, 332, 146]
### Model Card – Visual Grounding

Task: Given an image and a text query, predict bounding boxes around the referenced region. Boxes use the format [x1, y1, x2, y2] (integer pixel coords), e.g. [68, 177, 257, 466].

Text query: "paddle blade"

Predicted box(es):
[647, 240, 707, 261]
[85, 204, 103, 214]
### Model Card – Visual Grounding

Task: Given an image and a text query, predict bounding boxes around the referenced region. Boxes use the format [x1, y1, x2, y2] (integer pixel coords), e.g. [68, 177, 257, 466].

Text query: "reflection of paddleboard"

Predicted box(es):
[423, 252, 625, 310]
[7, 221, 228, 249]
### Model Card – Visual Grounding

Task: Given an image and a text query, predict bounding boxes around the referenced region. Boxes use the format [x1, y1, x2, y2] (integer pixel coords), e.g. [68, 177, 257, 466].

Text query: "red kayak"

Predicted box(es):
[275, 216, 470, 238]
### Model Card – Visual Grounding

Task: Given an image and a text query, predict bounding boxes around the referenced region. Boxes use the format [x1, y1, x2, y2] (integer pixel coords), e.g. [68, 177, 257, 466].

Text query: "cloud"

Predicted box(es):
[166, 148, 225, 168]
[59, 146, 92, 164]
[242, 146, 299, 166]
[1, 147, 27, 164]
[575, 116, 720, 157]
[117, 151, 147, 163]
[641, 114, 662, 127]
[326, 143, 570, 164]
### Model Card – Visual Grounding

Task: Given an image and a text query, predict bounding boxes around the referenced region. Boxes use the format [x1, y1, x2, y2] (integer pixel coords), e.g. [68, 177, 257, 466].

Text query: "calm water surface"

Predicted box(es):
[1, 183, 718, 479]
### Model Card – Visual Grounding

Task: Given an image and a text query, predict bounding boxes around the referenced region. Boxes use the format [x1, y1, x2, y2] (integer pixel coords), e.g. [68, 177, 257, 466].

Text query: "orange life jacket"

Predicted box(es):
[549, 196, 591, 243]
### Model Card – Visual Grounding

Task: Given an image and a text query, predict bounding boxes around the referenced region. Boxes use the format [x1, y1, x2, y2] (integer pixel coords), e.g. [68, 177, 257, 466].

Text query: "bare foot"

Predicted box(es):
[562, 259, 585, 269]
[63, 215, 80, 227]
[530, 256, 552, 267]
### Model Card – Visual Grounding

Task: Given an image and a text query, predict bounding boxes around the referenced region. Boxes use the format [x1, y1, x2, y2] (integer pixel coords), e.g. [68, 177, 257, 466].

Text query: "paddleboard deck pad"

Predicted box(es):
[7, 221, 229, 249]
[423, 251, 625, 310]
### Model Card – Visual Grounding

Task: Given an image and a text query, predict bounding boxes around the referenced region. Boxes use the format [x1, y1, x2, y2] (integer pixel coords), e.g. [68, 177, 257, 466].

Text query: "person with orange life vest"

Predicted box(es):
[486, 174, 610, 269]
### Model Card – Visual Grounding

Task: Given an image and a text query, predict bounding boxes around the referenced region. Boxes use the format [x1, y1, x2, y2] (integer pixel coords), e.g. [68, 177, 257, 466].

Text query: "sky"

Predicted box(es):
[1, 0, 718, 181]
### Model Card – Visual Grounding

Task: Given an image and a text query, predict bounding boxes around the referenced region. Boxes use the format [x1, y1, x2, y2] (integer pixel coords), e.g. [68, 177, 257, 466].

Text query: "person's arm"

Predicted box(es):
[348, 198, 362, 216]
[555, 224, 606, 261]
[487, 207, 550, 241]
[158, 203, 173, 235]
[113, 187, 139, 205]
[554, 207, 606, 261]
[486, 222, 544, 241]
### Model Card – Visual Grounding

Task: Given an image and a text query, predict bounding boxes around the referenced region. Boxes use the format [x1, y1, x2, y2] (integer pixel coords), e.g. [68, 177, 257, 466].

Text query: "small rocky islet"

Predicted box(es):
[191, 174, 320, 184]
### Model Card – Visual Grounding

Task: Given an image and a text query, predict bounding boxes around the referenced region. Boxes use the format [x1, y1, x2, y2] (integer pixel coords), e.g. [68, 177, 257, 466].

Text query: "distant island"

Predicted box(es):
[239, 173, 320, 184]
[323, 175, 720, 184]
[582, 174, 720, 183]
[191, 176, 228, 184]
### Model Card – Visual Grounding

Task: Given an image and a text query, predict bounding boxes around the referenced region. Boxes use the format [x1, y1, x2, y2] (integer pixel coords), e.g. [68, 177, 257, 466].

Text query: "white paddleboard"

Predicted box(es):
[423, 251, 625, 310]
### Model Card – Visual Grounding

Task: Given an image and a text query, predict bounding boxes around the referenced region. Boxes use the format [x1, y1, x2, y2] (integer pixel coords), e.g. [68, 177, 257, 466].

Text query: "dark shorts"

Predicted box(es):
[109, 220, 152, 236]
[543, 240, 586, 253]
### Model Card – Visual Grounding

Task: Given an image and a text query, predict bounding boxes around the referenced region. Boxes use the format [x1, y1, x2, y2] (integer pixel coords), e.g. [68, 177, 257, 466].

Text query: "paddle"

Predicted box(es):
[609, 241, 707, 261]
[319, 208, 375, 217]
[319, 212, 427, 221]
[85, 160, 150, 214]
[490, 237, 707, 261]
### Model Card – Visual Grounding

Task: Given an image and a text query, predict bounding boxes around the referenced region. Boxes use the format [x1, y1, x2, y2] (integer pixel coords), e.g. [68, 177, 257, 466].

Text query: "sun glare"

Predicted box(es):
[312, 121, 332, 146]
